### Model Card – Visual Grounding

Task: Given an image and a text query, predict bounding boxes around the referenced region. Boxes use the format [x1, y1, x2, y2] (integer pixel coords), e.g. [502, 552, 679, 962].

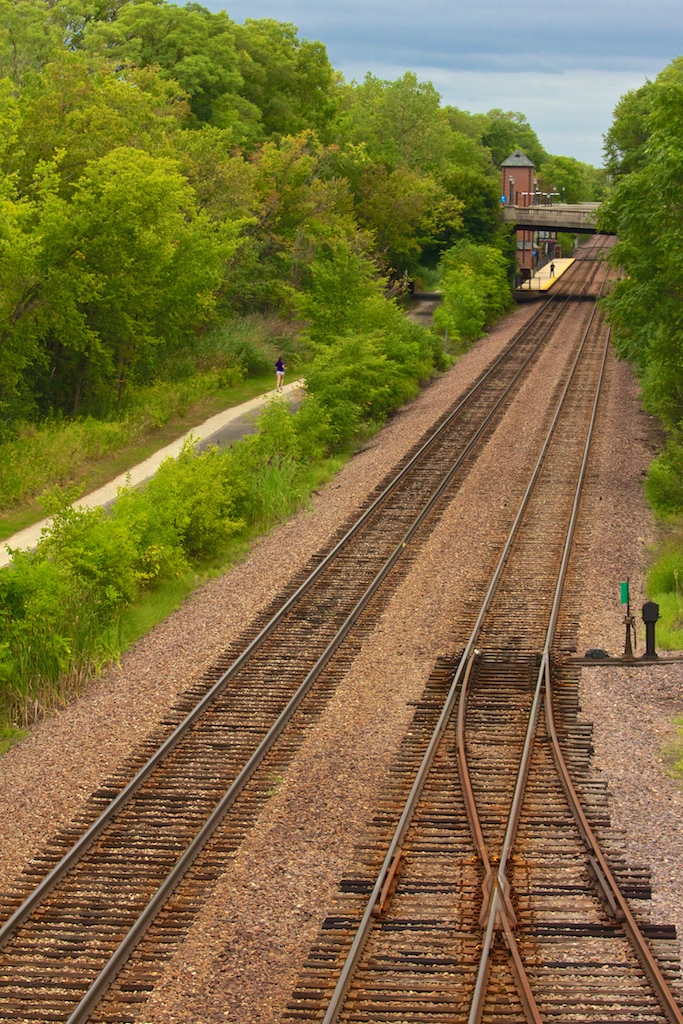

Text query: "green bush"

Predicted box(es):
[645, 522, 683, 651]
[645, 439, 683, 519]
[648, 591, 683, 650]
[0, 401, 313, 725]
[433, 240, 512, 350]
[305, 332, 411, 449]
[296, 237, 440, 452]
[226, 400, 307, 524]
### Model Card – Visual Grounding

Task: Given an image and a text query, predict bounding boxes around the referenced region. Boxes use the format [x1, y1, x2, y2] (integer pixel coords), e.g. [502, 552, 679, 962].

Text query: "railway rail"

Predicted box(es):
[285, 249, 683, 1021]
[1, 236, 670, 1023]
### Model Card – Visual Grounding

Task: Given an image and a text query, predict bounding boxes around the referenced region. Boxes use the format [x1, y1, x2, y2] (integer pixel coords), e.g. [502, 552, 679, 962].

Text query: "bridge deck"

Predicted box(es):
[502, 203, 603, 234]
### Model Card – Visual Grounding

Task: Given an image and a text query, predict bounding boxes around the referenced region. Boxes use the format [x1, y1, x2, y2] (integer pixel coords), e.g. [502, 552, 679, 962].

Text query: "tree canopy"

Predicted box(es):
[0, 0, 603, 427]
[600, 56, 683, 433]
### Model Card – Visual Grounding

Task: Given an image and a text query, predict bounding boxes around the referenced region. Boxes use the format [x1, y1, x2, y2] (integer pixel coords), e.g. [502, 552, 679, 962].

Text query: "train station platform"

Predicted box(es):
[516, 257, 575, 296]
[0, 379, 304, 568]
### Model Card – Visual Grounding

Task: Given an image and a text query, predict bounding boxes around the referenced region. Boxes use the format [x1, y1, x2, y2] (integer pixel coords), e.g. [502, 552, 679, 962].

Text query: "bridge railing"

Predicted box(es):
[501, 203, 601, 234]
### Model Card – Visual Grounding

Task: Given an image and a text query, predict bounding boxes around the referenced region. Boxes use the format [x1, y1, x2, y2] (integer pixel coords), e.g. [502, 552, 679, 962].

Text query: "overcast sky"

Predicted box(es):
[204, 0, 680, 166]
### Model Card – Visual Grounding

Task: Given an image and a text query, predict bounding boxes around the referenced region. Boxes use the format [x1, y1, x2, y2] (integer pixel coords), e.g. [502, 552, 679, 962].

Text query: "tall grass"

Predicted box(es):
[0, 370, 240, 512]
[0, 725, 28, 756]
[646, 524, 683, 650]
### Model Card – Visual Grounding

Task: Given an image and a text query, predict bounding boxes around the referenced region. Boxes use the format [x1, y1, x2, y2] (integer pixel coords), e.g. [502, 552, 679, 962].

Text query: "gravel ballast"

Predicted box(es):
[1, 299, 682, 1021]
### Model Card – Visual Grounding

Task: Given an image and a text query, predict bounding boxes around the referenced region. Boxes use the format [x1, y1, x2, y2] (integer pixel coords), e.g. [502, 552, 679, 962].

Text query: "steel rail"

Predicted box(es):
[0, 278, 577, 950]
[0, 260, 586, 959]
[545, 663, 683, 1024]
[18, 291, 590, 1024]
[319, 262, 614, 1024]
[59, 358, 529, 1021]
[470, 313, 682, 1020]
[541, 339, 683, 1024]
[466, 294, 610, 1024]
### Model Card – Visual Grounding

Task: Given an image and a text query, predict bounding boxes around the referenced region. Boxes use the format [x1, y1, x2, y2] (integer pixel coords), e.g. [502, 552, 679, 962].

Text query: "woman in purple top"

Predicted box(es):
[275, 357, 286, 391]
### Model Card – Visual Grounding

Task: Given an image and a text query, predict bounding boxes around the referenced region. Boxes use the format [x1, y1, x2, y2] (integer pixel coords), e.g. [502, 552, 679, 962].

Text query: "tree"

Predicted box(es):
[234, 19, 336, 140]
[537, 155, 608, 203]
[600, 57, 683, 431]
[473, 109, 547, 169]
[0, 181, 44, 423]
[434, 240, 511, 347]
[355, 165, 462, 275]
[224, 131, 352, 309]
[1, 147, 238, 414]
[603, 81, 653, 178]
[3, 52, 186, 197]
[296, 235, 381, 348]
[82, 1, 252, 131]
[0, 0, 65, 84]
[335, 72, 454, 172]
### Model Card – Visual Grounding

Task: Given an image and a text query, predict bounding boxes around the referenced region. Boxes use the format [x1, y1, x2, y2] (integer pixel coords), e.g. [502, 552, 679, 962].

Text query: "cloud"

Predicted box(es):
[197, 0, 678, 163]
[222, 0, 679, 69]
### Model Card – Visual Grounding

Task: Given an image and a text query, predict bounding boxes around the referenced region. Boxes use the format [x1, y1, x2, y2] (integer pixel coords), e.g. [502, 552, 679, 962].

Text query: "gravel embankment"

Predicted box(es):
[1, 299, 682, 1022]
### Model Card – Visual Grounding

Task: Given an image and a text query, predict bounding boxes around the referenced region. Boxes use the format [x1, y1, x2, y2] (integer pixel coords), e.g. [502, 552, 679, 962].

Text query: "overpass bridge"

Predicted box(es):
[501, 202, 608, 234]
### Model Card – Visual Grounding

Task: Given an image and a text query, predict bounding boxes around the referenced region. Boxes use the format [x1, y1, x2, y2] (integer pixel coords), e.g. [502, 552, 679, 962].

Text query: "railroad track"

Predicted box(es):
[0, 237, 650, 1024]
[285, 255, 683, 1022]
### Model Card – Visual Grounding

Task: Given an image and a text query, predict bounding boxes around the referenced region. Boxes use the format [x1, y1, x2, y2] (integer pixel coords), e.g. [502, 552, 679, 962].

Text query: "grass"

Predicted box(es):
[0, 725, 29, 756]
[662, 716, 683, 781]
[0, 372, 281, 543]
[646, 528, 683, 651]
[646, 590, 683, 650]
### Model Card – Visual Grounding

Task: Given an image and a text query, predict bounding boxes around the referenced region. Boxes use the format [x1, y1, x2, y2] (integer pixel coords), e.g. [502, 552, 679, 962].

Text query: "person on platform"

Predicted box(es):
[549, 262, 556, 277]
[275, 357, 286, 391]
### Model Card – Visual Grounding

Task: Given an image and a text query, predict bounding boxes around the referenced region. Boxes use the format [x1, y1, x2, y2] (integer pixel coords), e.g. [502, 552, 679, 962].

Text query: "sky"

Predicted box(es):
[201, 0, 680, 166]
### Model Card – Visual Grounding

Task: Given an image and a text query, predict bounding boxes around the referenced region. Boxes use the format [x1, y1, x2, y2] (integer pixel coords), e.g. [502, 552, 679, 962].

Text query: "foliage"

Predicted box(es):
[355, 165, 462, 275]
[0, 0, 575, 430]
[645, 440, 683, 520]
[234, 19, 336, 140]
[537, 155, 608, 203]
[603, 80, 654, 178]
[471, 109, 547, 169]
[646, 522, 683, 651]
[433, 240, 512, 349]
[600, 58, 683, 438]
[601, 58, 683, 655]
[336, 73, 452, 172]
[81, 1, 247, 131]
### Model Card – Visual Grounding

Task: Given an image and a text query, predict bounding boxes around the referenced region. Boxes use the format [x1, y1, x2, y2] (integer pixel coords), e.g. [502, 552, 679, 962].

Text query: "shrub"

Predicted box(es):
[433, 240, 512, 350]
[645, 439, 683, 519]
[305, 332, 408, 449]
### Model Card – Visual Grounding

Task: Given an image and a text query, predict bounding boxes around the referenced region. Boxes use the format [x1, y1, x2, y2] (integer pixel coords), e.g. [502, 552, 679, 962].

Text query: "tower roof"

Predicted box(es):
[501, 149, 534, 168]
